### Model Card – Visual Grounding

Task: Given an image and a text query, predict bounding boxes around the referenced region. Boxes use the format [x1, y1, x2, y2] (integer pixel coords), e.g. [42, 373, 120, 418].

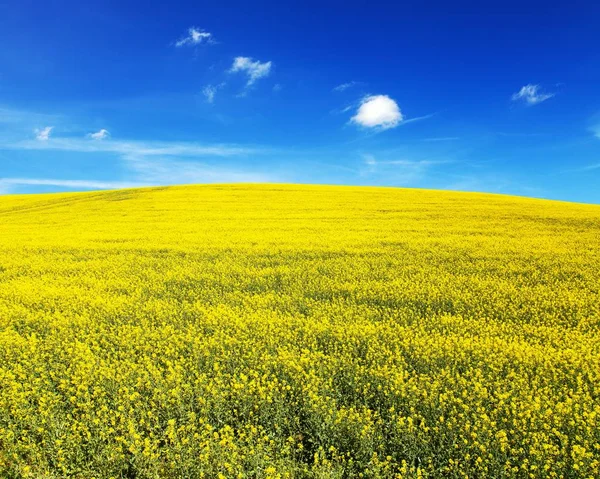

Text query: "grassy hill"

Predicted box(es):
[0, 184, 599, 478]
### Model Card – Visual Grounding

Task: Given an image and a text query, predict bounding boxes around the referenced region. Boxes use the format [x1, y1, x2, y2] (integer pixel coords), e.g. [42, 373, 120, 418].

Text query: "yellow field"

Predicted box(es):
[0, 184, 599, 478]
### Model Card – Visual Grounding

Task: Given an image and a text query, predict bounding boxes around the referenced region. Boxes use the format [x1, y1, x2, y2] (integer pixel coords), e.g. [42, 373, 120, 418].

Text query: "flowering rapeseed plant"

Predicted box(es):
[0, 184, 598, 478]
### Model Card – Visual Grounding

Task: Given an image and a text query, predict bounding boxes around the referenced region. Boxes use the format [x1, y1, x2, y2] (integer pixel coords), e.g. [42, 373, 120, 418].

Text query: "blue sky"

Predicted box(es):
[1, 0, 599, 203]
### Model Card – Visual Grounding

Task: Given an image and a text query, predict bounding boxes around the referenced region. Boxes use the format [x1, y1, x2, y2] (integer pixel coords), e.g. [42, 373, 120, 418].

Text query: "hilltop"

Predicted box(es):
[1, 183, 598, 250]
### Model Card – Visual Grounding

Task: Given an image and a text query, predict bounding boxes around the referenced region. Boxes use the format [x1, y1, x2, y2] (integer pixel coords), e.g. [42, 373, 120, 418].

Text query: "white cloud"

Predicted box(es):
[511, 84, 555, 105]
[202, 83, 226, 103]
[1, 107, 60, 125]
[175, 27, 213, 47]
[364, 154, 442, 168]
[351, 95, 403, 129]
[401, 113, 436, 125]
[88, 129, 110, 140]
[580, 162, 600, 171]
[575, 128, 600, 171]
[0, 137, 279, 194]
[229, 57, 272, 86]
[0, 105, 282, 194]
[333, 81, 358, 92]
[203, 85, 218, 103]
[363, 154, 377, 167]
[123, 156, 277, 185]
[5, 137, 259, 157]
[35, 126, 53, 141]
[361, 154, 446, 185]
[422, 136, 460, 142]
[0, 162, 279, 194]
[0, 178, 142, 191]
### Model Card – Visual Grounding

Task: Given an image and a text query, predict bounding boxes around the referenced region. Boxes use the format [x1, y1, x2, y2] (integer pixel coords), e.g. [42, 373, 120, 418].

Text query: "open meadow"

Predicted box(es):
[0, 184, 599, 478]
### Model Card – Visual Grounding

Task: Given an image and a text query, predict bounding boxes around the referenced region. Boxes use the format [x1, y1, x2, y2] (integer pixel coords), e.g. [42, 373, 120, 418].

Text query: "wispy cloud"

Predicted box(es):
[35, 126, 53, 141]
[123, 156, 277, 184]
[361, 153, 448, 185]
[511, 84, 555, 105]
[422, 136, 460, 142]
[443, 173, 543, 198]
[576, 124, 600, 171]
[495, 131, 548, 138]
[175, 27, 214, 47]
[579, 162, 600, 171]
[0, 178, 143, 190]
[202, 83, 226, 104]
[333, 81, 359, 92]
[88, 129, 110, 140]
[0, 103, 285, 194]
[4, 137, 260, 157]
[351, 95, 402, 130]
[1, 107, 60, 126]
[329, 101, 358, 116]
[0, 157, 280, 195]
[203, 85, 218, 103]
[363, 154, 445, 169]
[229, 57, 272, 87]
[401, 113, 437, 125]
[0, 135, 280, 194]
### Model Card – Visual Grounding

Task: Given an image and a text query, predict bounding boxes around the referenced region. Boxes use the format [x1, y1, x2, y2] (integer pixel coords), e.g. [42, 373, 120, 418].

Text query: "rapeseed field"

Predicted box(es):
[0, 184, 599, 478]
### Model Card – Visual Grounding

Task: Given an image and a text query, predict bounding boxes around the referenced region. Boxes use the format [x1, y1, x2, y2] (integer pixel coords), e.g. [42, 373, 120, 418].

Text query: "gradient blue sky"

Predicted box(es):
[1, 0, 599, 203]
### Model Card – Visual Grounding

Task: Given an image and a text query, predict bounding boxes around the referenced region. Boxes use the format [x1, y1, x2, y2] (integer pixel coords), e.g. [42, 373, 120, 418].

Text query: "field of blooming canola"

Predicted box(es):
[0, 184, 599, 478]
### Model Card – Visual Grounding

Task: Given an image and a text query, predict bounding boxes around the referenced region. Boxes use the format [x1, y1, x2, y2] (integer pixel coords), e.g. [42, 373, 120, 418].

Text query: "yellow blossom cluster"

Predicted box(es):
[0, 184, 599, 478]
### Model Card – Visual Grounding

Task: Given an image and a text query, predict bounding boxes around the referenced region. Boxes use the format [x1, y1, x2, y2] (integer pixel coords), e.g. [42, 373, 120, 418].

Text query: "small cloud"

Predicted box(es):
[511, 84, 555, 105]
[5, 136, 261, 157]
[363, 154, 442, 168]
[330, 102, 356, 115]
[175, 27, 213, 47]
[35, 126, 53, 141]
[422, 136, 459, 142]
[579, 162, 600, 171]
[351, 95, 403, 129]
[1, 107, 60, 126]
[88, 129, 110, 140]
[202, 83, 226, 103]
[360, 153, 446, 185]
[401, 113, 436, 125]
[123, 156, 278, 185]
[229, 56, 272, 87]
[0, 177, 141, 191]
[333, 81, 358, 92]
[273, 83, 282, 92]
[202, 85, 218, 103]
[363, 154, 377, 167]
